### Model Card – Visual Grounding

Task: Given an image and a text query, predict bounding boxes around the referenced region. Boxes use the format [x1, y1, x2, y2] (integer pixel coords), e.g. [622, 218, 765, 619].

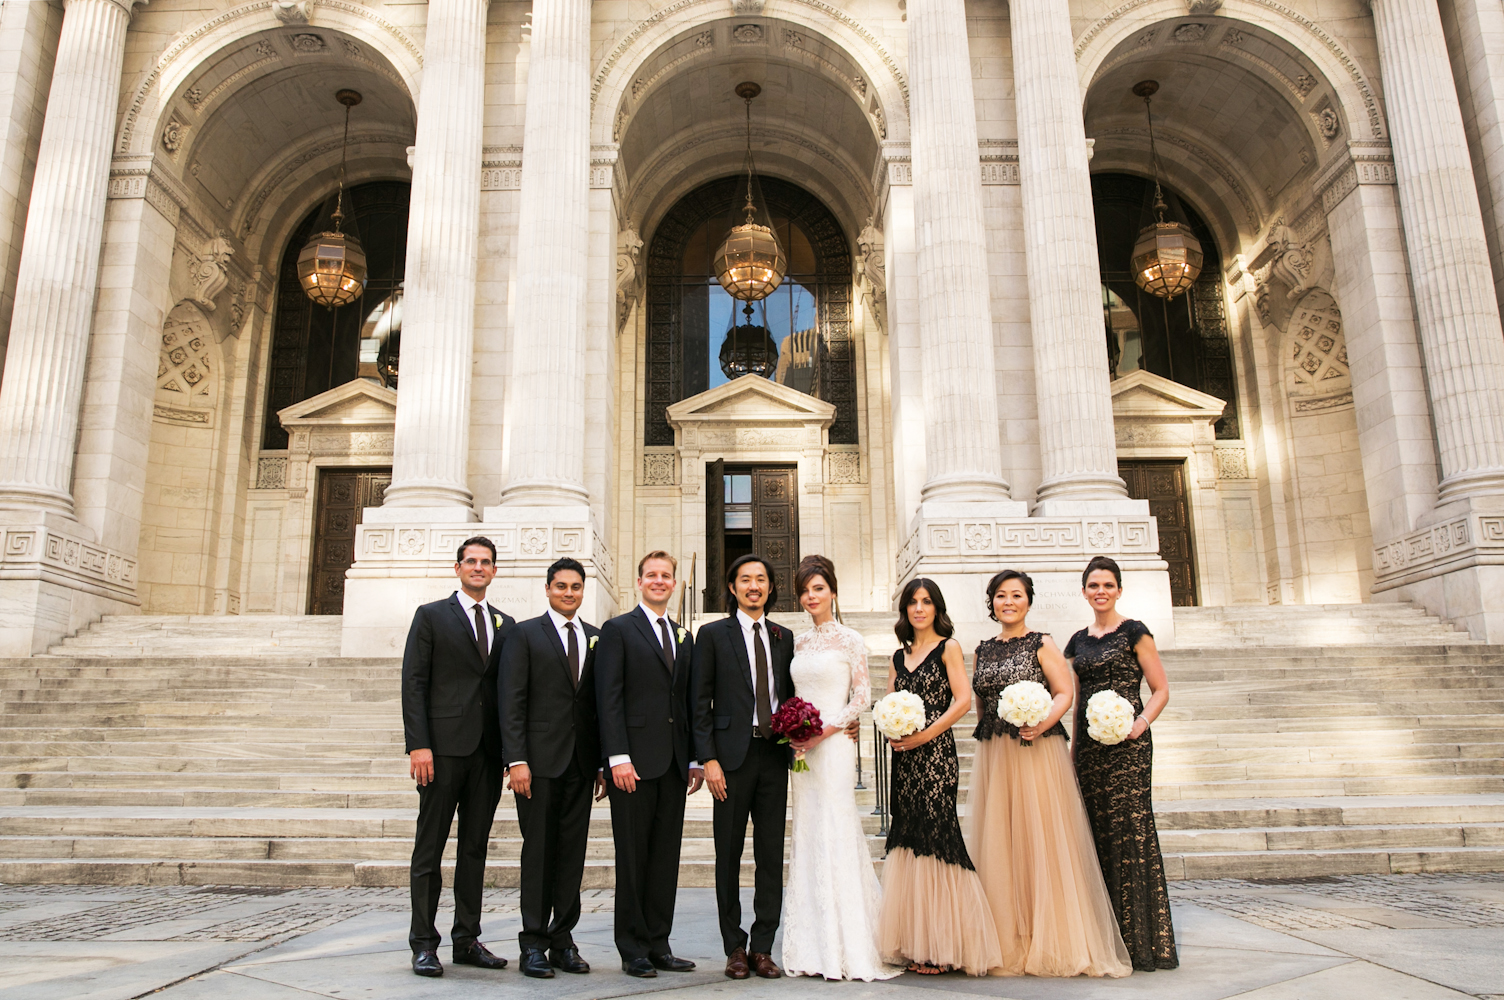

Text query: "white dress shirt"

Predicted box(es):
[736, 608, 780, 728]
[608, 604, 698, 772]
[455, 590, 492, 656]
[511, 608, 591, 770]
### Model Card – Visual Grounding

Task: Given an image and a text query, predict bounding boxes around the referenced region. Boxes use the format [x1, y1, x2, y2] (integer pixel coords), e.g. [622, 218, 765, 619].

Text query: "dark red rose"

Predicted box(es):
[768, 696, 823, 742]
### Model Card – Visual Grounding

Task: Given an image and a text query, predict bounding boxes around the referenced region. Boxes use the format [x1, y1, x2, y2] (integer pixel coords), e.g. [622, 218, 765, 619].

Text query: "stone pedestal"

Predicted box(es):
[0, 510, 138, 655]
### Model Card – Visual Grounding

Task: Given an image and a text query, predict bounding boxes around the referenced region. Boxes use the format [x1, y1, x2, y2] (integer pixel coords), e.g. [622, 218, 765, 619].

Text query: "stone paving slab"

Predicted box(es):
[0, 875, 1501, 999]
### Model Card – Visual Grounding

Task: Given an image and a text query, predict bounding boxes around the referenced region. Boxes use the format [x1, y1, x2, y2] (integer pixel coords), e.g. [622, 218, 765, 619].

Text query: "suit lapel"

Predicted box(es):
[542, 614, 576, 685]
[631, 607, 674, 672]
[728, 615, 755, 691]
[447, 594, 487, 671]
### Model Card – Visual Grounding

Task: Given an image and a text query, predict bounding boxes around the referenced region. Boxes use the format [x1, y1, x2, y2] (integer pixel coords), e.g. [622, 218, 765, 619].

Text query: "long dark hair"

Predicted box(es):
[894, 577, 954, 651]
[725, 553, 779, 613]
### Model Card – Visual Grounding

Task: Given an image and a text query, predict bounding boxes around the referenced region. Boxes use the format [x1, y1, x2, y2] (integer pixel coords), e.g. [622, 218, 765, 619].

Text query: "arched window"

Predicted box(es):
[1092, 172, 1239, 439]
[643, 176, 856, 446]
[263, 181, 409, 449]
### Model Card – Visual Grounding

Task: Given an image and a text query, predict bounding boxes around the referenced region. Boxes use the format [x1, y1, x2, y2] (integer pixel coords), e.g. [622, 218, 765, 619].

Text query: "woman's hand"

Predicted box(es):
[1126, 716, 1150, 740]
[791, 724, 839, 752]
[889, 728, 932, 752]
[1017, 724, 1042, 742]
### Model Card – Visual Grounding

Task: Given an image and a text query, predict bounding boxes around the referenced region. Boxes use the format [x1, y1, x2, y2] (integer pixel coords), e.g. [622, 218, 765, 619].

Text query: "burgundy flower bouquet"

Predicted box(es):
[769, 696, 824, 772]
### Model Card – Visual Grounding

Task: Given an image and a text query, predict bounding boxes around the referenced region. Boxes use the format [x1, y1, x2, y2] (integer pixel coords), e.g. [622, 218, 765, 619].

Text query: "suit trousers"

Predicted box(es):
[713, 735, 789, 955]
[606, 767, 687, 961]
[515, 756, 595, 951]
[409, 747, 503, 953]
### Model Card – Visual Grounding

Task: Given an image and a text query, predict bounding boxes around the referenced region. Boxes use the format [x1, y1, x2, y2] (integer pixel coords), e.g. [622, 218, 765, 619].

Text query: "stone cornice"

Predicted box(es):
[1313, 139, 1395, 214]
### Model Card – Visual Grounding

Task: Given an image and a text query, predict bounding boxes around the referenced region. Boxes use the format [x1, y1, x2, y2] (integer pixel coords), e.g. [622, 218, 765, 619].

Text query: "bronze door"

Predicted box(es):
[309, 468, 390, 615]
[704, 463, 799, 613]
[1119, 460, 1196, 606]
[752, 467, 799, 612]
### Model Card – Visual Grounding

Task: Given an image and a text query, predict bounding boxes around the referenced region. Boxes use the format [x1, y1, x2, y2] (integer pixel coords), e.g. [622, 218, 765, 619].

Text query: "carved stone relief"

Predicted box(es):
[188, 235, 235, 311]
[856, 217, 886, 333]
[155, 304, 219, 426]
[617, 226, 643, 332]
[1285, 289, 1351, 407]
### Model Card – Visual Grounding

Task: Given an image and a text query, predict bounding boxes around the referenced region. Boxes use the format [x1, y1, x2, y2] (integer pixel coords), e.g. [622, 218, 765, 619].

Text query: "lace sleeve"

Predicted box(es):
[827, 627, 871, 727]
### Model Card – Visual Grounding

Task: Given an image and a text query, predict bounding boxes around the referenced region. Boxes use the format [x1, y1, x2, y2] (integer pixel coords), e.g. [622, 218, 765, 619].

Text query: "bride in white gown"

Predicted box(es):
[782, 555, 903, 981]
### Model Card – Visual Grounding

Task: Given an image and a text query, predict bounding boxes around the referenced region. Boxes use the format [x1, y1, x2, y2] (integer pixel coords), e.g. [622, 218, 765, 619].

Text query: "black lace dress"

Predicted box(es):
[885, 641, 971, 867]
[1065, 619, 1178, 971]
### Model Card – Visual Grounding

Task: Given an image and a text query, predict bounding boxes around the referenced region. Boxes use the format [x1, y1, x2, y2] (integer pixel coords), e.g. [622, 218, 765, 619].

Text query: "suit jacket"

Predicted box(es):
[594, 606, 694, 781]
[401, 593, 515, 759]
[691, 613, 795, 772]
[499, 613, 601, 778]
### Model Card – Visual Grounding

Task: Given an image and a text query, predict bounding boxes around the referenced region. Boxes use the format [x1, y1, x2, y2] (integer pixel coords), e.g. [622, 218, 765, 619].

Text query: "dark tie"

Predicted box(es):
[657, 617, 675, 671]
[753, 621, 773, 738]
[472, 604, 488, 662]
[565, 620, 579, 688]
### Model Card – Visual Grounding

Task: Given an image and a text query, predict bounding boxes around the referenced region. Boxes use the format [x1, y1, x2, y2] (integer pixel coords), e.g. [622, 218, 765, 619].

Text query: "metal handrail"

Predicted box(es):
[871, 721, 890, 836]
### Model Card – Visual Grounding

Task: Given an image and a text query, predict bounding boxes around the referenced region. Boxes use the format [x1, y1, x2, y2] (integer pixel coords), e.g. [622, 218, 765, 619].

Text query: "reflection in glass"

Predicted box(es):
[357, 286, 403, 387]
[1102, 285, 1142, 379]
[725, 474, 752, 529]
[705, 280, 820, 391]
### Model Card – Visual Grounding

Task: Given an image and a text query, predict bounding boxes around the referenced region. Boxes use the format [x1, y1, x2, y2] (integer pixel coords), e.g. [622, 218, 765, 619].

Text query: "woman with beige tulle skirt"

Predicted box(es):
[965, 571, 1131, 978]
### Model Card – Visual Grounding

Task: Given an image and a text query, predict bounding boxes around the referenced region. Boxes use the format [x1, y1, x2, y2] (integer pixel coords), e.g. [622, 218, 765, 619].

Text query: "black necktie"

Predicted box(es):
[657, 617, 674, 671]
[565, 620, 579, 688]
[753, 621, 773, 738]
[472, 604, 488, 662]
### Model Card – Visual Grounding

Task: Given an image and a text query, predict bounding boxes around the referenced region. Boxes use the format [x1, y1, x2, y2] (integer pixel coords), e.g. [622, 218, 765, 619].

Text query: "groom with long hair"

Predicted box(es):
[691, 553, 796, 979]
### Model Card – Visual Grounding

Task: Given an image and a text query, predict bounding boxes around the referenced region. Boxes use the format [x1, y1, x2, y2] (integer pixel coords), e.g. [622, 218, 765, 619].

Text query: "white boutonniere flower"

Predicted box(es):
[677, 627, 688, 643]
[588, 635, 599, 650]
[492, 613, 502, 629]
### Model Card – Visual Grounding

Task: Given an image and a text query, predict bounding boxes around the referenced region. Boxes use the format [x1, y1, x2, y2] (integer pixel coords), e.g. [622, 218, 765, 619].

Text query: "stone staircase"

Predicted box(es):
[1170, 603, 1478, 647]
[0, 603, 1499, 886]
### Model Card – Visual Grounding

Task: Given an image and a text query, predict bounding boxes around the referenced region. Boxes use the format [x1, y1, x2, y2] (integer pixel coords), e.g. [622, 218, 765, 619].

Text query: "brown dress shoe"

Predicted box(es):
[748, 952, 782, 979]
[724, 947, 751, 979]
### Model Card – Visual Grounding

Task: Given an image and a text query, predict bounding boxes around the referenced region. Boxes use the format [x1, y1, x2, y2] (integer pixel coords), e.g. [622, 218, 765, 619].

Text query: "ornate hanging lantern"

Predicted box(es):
[1129, 81, 1203, 299]
[718, 302, 780, 379]
[298, 90, 368, 308]
[713, 83, 787, 302]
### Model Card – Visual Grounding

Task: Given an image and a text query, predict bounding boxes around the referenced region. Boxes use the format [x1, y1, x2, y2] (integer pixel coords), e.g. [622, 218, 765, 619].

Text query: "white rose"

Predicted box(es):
[1085, 690, 1135, 745]
[998, 680, 1052, 729]
[873, 691, 925, 739]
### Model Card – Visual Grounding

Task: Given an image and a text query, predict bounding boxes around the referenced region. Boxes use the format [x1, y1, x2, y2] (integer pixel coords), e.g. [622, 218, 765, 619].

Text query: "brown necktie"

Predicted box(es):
[657, 617, 674, 671]
[472, 604, 488, 662]
[753, 621, 773, 738]
[565, 620, 579, 688]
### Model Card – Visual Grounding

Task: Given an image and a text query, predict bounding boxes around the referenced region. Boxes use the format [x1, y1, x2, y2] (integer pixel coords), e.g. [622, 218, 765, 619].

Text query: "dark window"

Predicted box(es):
[644, 176, 856, 446]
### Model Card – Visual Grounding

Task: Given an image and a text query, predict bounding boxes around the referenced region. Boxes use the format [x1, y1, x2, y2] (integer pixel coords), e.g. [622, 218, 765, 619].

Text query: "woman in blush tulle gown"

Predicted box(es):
[780, 555, 902, 982]
[965, 569, 1130, 978]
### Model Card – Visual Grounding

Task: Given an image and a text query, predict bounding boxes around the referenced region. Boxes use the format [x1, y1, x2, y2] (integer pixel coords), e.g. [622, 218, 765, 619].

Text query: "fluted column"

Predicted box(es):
[499, 0, 591, 506]
[0, 0, 138, 515]
[1009, 0, 1128, 507]
[907, 0, 1009, 504]
[382, 0, 487, 511]
[1370, 0, 1504, 502]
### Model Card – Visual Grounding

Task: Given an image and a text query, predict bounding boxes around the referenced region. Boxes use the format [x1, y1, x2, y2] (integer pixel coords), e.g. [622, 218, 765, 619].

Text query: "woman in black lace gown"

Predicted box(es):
[876, 578, 1001, 976]
[1064, 556, 1177, 971]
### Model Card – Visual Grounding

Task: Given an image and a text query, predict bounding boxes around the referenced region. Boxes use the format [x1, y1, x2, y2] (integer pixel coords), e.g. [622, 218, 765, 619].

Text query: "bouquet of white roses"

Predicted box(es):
[999, 680, 1052, 745]
[873, 690, 925, 740]
[1085, 690, 1135, 745]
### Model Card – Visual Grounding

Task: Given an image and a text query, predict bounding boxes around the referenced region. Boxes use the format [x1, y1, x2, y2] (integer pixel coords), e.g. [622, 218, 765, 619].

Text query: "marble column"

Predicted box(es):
[380, 0, 487, 514]
[0, 0, 137, 516]
[1369, 0, 1504, 502]
[906, 0, 1010, 504]
[1008, 0, 1129, 510]
[499, 0, 591, 507]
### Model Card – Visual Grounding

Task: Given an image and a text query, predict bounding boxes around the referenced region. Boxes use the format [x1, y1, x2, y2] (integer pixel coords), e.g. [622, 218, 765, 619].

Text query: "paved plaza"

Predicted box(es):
[0, 875, 1500, 1000]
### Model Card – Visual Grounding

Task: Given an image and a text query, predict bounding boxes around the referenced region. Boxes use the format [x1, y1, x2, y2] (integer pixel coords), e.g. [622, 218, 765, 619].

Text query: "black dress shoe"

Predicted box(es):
[621, 957, 658, 978]
[412, 950, 443, 977]
[550, 946, 590, 974]
[452, 940, 507, 970]
[649, 952, 696, 972]
[520, 947, 555, 978]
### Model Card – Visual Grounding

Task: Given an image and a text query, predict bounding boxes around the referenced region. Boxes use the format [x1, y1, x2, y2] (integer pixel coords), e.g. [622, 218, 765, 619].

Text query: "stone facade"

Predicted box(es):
[0, 0, 1503, 652]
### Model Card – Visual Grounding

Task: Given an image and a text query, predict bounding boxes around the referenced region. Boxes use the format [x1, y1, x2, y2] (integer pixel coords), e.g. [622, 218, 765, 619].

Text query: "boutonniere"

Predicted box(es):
[588, 635, 599, 650]
[677, 627, 688, 644]
[492, 613, 502, 629]
[768, 623, 781, 640]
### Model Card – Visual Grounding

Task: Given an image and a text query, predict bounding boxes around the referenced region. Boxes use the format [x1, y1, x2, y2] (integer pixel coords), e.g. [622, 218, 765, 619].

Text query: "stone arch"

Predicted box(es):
[591, 0, 909, 147]
[117, 1, 421, 158]
[1074, 0, 1384, 148]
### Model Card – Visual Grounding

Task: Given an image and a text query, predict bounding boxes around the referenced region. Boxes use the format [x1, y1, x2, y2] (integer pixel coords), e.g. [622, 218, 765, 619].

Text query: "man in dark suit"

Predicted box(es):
[401, 536, 515, 978]
[499, 556, 603, 978]
[595, 550, 703, 978]
[691, 553, 795, 980]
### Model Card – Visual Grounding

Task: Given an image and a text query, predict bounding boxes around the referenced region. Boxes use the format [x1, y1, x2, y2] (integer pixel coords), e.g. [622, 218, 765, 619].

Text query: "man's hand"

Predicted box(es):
[687, 766, 704, 796]
[409, 749, 434, 786]
[594, 770, 608, 802]
[703, 759, 727, 801]
[845, 718, 861, 742]
[611, 761, 640, 793]
[509, 762, 532, 799]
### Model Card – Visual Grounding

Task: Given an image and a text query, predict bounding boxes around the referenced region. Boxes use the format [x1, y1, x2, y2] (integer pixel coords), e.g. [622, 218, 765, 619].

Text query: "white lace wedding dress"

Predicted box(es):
[781, 620, 903, 981]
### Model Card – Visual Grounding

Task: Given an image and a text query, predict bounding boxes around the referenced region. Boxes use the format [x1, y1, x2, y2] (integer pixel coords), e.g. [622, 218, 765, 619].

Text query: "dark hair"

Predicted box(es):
[456, 536, 497, 563]
[1082, 555, 1122, 588]
[986, 569, 1034, 620]
[894, 577, 955, 650]
[726, 553, 779, 612]
[546, 557, 586, 587]
[794, 554, 838, 597]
